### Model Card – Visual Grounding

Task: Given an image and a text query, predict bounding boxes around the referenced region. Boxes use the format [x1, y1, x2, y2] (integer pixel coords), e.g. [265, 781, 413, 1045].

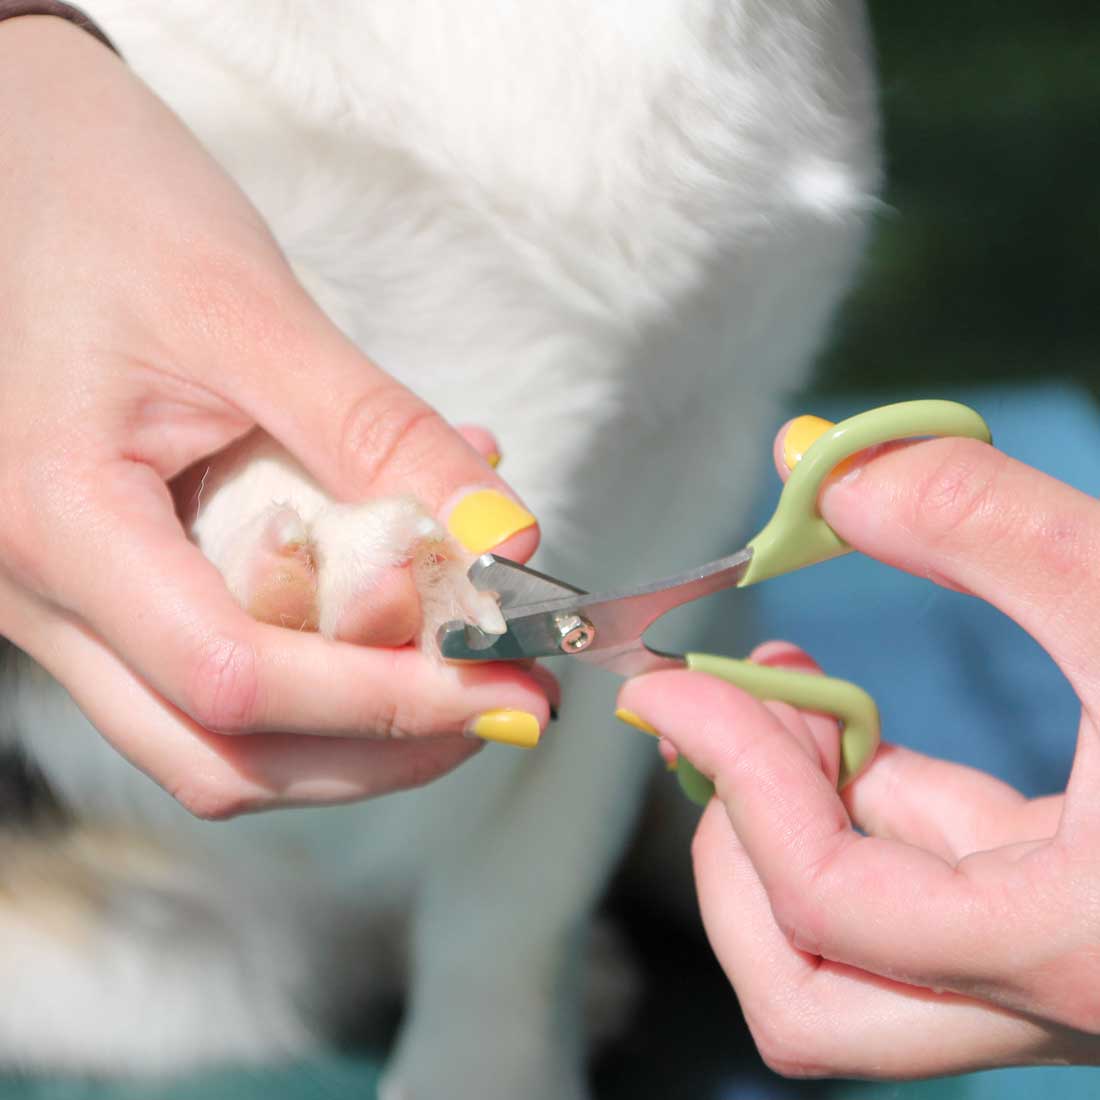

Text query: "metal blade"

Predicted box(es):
[436, 555, 587, 657]
[578, 642, 686, 679]
[466, 554, 585, 609]
[438, 546, 754, 662]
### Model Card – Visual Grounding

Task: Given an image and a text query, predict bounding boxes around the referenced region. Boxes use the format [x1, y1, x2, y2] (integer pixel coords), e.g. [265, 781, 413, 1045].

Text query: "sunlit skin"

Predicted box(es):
[0, 18, 552, 818]
[620, 424, 1100, 1078]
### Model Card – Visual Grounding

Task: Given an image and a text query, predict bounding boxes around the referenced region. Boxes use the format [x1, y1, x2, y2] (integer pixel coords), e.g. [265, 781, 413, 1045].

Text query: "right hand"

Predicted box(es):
[0, 16, 551, 818]
[619, 430, 1100, 1077]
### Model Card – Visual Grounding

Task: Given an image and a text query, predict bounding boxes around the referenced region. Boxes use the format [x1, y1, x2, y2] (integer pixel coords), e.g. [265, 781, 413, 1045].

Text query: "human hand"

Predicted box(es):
[0, 17, 551, 817]
[617, 425, 1100, 1077]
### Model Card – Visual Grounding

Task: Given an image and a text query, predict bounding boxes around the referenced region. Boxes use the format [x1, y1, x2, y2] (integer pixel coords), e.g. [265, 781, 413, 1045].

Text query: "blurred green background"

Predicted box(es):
[598, 2, 1100, 1098]
[818, 1, 1099, 401]
[3, 3, 1097, 1100]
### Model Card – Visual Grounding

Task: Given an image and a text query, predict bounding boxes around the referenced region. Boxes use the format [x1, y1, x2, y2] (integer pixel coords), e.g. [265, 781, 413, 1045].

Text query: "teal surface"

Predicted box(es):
[0, 1058, 382, 1100]
[833, 1068, 1100, 1100]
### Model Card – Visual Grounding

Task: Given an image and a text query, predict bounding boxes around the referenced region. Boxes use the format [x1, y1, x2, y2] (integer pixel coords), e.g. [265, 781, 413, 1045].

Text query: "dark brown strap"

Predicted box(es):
[0, 2, 117, 53]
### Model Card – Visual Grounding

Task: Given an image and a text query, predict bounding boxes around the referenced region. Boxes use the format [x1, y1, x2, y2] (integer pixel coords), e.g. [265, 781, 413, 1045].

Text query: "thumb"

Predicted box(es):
[773, 419, 1100, 710]
[212, 283, 539, 560]
[616, 667, 831, 804]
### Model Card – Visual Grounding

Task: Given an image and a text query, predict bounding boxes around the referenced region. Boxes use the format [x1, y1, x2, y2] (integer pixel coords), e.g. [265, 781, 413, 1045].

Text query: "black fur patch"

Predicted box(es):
[0, 749, 65, 826]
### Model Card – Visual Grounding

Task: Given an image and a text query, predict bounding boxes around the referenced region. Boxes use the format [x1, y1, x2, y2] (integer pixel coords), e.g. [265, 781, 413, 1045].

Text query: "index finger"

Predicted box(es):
[618, 669, 1022, 996]
[778, 427, 1100, 714]
[19, 461, 551, 741]
[25, 613, 484, 819]
[204, 279, 540, 559]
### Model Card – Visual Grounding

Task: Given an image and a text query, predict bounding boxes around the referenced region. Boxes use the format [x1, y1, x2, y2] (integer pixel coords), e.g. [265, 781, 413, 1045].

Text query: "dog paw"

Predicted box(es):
[186, 435, 504, 648]
[210, 503, 320, 631]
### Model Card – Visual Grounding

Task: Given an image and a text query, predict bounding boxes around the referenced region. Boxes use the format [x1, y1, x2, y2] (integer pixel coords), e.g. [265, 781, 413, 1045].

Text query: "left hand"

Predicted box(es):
[0, 17, 551, 817]
[616, 429, 1100, 1079]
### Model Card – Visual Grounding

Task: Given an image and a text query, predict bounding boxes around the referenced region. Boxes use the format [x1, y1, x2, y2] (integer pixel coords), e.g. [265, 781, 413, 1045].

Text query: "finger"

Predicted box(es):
[29, 463, 550, 740]
[692, 802, 1070, 1078]
[24, 617, 483, 818]
[642, 641, 839, 780]
[456, 425, 502, 468]
[618, 668, 1029, 995]
[657, 738, 680, 770]
[210, 292, 537, 560]
[775, 424, 1100, 710]
[328, 564, 422, 647]
[771, 417, 895, 484]
[748, 640, 841, 786]
[844, 742, 1063, 860]
[526, 662, 562, 718]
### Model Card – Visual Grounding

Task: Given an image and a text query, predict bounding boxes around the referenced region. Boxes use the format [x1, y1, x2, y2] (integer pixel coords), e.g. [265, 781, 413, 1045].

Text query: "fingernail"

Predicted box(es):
[447, 489, 536, 554]
[615, 708, 659, 737]
[487, 451, 502, 469]
[783, 414, 856, 480]
[665, 757, 679, 772]
[783, 415, 834, 470]
[468, 709, 542, 749]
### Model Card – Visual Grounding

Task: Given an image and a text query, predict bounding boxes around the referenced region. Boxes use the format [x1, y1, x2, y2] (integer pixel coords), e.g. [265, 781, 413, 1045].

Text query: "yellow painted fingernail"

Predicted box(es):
[615, 708, 659, 737]
[783, 414, 858, 479]
[783, 415, 835, 470]
[447, 490, 536, 554]
[487, 451, 501, 469]
[469, 709, 542, 749]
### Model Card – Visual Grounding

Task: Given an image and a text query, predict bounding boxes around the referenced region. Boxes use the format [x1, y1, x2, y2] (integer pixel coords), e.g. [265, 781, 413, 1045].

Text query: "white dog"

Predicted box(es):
[0, 3, 880, 1097]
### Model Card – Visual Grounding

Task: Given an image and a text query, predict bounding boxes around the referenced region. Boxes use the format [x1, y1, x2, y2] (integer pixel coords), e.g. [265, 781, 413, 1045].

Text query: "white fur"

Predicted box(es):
[187, 434, 505, 642]
[0, 2, 880, 1096]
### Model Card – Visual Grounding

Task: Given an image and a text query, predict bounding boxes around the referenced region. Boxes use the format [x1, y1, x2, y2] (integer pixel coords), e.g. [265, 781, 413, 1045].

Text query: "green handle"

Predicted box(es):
[674, 399, 991, 806]
[675, 652, 881, 807]
[740, 400, 992, 587]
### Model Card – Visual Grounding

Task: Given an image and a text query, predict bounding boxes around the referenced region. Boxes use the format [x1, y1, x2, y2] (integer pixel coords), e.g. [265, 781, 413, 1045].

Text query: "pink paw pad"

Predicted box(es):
[237, 506, 320, 631]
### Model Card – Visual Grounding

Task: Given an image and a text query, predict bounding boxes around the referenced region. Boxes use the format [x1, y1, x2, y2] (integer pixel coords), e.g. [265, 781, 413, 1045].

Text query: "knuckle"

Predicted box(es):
[769, 884, 826, 958]
[365, 655, 408, 738]
[172, 778, 262, 822]
[367, 693, 411, 743]
[748, 1010, 827, 1078]
[908, 437, 1009, 551]
[370, 695, 404, 740]
[185, 633, 261, 733]
[768, 835, 851, 957]
[337, 386, 446, 495]
[1034, 509, 1092, 583]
